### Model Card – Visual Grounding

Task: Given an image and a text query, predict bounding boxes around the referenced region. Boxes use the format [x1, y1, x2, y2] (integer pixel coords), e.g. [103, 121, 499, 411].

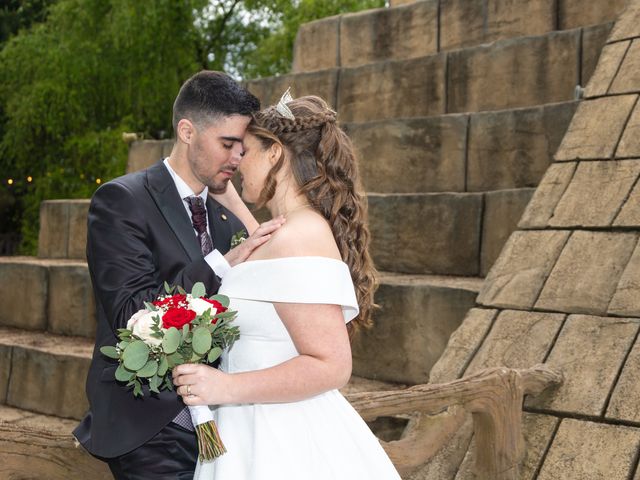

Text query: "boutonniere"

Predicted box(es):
[230, 229, 248, 249]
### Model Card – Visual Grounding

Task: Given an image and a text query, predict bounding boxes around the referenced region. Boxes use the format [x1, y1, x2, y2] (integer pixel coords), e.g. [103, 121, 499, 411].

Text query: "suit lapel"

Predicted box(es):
[207, 197, 233, 255]
[144, 161, 202, 262]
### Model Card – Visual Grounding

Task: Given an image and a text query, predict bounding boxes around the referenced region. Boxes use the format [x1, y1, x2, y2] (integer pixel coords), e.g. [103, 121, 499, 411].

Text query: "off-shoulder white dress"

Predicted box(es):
[194, 257, 401, 480]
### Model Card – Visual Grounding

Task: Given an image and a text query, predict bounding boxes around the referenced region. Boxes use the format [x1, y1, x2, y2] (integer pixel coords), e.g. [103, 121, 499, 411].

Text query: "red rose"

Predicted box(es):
[202, 298, 227, 314]
[162, 307, 196, 329]
[153, 294, 187, 309]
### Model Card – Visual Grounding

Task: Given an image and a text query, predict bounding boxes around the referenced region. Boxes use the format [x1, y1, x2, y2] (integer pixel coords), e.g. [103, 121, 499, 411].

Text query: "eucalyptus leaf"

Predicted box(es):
[133, 379, 143, 397]
[144, 301, 157, 312]
[162, 327, 181, 354]
[100, 346, 119, 359]
[137, 359, 159, 378]
[157, 355, 169, 377]
[192, 327, 212, 355]
[191, 282, 206, 299]
[118, 340, 131, 350]
[190, 351, 203, 362]
[149, 374, 161, 394]
[164, 281, 174, 294]
[208, 294, 229, 308]
[177, 286, 186, 295]
[115, 364, 136, 382]
[122, 340, 150, 371]
[169, 352, 185, 366]
[214, 311, 236, 319]
[207, 346, 222, 363]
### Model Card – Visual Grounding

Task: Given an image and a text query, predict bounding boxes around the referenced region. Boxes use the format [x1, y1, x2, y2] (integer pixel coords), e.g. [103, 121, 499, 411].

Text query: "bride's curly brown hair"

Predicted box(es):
[249, 95, 378, 336]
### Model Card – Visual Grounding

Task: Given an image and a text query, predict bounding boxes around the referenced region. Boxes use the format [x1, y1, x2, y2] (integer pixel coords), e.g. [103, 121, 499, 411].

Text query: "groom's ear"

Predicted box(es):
[177, 119, 194, 144]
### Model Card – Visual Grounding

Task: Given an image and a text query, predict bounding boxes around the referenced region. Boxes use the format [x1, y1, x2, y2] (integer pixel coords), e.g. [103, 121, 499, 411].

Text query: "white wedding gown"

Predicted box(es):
[194, 256, 401, 480]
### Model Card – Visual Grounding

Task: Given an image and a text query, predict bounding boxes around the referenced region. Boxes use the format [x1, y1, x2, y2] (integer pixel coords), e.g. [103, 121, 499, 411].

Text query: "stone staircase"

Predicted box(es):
[0, 0, 630, 477]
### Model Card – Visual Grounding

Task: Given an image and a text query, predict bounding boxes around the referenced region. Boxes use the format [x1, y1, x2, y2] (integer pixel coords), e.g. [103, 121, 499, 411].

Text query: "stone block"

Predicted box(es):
[480, 188, 535, 276]
[66, 200, 90, 259]
[368, 193, 482, 275]
[518, 162, 577, 229]
[340, 1, 437, 69]
[610, 0, 640, 42]
[429, 308, 497, 384]
[549, 160, 640, 227]
[47, 263, 96, 338]
[351, 274, 482, 384]
[447, 30, 579, 114]
[0, 345, 10, 404]
[338, 55, 446, 123]
[4, 331, 93, 420]
[536, 419, 640, 479]
[610, 40, 640, 94]
[344, 115, 467, 193]
[464, 310, 565, 376]
[389, 0, 415, 5]
[582, 22, 615, 87]
[126, 140, 164, 174]
[0, 258, 48, 330]
[467, 102, 577, 192]
[440, 0, 555, 51]
[292, 16, 339, 73]
[477, 230, 570, 309]
[560, 0, 627, 29]
[607, 336, 640, 422]
[609, 242, 640, 316]
[246, 69, 339, 110]
[585, 40, 630, 98]
[617, 102, 640, 157]
[555, 95, 638, 160]
[529, 315, 638, 416]
[614, 176, 640, 226]
[38, 201, 69, 258]
[536, 231, 638, 315]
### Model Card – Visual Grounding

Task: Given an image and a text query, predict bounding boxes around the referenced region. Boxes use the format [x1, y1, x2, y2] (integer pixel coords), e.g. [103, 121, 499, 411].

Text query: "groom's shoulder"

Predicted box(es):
[91, 162, 162, 201]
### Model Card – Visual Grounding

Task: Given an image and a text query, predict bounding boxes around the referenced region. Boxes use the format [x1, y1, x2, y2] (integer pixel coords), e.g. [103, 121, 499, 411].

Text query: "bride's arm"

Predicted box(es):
[210, 182, 259, 234]
[173, 302, 352, 405]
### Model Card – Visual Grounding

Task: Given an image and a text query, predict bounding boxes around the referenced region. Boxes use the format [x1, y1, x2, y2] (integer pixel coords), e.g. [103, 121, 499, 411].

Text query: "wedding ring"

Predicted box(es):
[187, 384, 192, 396]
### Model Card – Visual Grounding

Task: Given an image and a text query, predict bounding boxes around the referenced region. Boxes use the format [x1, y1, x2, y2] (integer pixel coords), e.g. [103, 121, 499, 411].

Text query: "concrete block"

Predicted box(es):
[344, 115, 467, 193]
[126, 140, 164, 174]
[477, 230, 570, 309]
[529, 315, 638, 416]
[66, 200, 90, 260]
[38, 201, 69, 258]
[549, 160, 640, 227]
[560, 0, 627, 29]
[0, 258, 48, 330]
[614, 177, 640, 226]
[467, 102, 577, 192]
[440, 0, 555, 51]
[0, 345, 10, 404]
[610, 39, 640, 94]
[292, 16, 339, 73]
[617, 102, 640, 157]
[518, 162, 577, 229]
[351, 274, 482, 384]
[338, 55, 446, 123]
[537, 419, 640, 480]
[481, 188, 535, 276]
[584, 40, 630, 98]
[368, 193, 482, 275]
[47, 263, 96, 338]
[555, 95, 638, 160]
[340, 1, 438, 68]
[447, 30, 580, 113]
[536, 231, 638, 315]
[582, 23, 616, 90]
[610, 0, 640, 42]
[429, 308, 497, 384]
[607, 336, 640, 422]
[464, 310, 564, 375]
[609, 242, 640, 316]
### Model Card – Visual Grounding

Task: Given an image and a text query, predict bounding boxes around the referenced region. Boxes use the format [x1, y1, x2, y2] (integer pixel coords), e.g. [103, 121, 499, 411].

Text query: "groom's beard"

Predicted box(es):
[208, 167, 237, 194]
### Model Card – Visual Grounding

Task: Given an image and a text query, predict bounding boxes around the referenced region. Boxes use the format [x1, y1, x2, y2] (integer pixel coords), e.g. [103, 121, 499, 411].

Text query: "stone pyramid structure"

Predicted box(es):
[0, 0, 634, 477]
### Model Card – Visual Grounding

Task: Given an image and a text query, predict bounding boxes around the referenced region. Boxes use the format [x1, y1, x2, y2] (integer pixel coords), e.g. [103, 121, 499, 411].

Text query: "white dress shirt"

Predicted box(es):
[163, 158, 231, 278]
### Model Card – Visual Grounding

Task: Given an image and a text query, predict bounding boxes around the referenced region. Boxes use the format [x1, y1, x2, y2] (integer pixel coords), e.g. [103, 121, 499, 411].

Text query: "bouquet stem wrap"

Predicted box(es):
[190, 405, 226, 460]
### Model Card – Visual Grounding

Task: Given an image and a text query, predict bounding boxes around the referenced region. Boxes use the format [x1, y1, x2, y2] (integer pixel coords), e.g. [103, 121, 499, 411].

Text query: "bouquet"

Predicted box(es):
[100, 281, 239, 460]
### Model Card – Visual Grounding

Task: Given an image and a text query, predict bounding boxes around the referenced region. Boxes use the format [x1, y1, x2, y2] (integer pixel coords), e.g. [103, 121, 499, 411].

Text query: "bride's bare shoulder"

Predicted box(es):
[254, 210, 341, 260]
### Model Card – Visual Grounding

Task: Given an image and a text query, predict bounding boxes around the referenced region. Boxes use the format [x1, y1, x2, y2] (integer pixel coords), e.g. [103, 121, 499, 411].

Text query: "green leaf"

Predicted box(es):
[207, 346, 222, 363]
[191, 282, 206, 299]
[157, 355, 169, 377]
[137, 359, 159, 378]
[100, 346, 119, 359]
[115, 364, 136, 382]
[149, 374, 161, 394]
[177, 285, 187, 295]
[164, 281, 174, 295]
[190, 351, 203, 362]
[213, 311, 237, 319]
[122, 340, 150, 371]
[208, 294, 229, 308]
[144, 301, 157, 312]
[192, 327, 212, 355]
[182, 323, 190, 337]
[133, 379, 143, 397]
[162, 327, 181, 354]
[169, 352, 185, 366]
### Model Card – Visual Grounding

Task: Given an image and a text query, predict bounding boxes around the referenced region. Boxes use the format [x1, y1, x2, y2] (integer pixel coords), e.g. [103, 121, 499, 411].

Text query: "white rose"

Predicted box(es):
[126, 309, 163, 347]
[190, 297, 213, 316]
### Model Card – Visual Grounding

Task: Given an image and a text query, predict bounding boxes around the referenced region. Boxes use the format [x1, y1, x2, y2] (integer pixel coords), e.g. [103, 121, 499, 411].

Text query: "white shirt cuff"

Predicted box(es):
[204, 249, 231, 278]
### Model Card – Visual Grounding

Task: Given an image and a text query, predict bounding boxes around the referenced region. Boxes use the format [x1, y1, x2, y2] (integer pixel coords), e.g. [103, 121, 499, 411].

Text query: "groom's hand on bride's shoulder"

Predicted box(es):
[224, 216, 285, 266]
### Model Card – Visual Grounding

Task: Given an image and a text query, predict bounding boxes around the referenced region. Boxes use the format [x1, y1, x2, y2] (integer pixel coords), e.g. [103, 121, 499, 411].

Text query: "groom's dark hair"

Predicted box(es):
[172, 70, 260, 133]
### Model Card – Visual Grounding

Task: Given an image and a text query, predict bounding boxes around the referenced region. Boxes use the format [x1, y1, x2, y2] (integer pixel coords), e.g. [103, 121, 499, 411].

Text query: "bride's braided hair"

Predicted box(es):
[249, 96, 378, 336]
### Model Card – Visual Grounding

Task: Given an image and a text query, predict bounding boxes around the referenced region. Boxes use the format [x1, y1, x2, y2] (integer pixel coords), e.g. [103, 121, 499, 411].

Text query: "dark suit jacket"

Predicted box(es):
[73, 160, 245, 458]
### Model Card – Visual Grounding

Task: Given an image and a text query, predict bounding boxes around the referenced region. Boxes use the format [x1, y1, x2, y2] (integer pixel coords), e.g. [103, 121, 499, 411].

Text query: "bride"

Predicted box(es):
[172, 92, 401, 479]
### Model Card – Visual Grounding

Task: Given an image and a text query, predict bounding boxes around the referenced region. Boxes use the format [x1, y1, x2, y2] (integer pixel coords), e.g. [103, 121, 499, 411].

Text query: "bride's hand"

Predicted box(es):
[224, 216, 285, 267]
[172, 363, 231, 406]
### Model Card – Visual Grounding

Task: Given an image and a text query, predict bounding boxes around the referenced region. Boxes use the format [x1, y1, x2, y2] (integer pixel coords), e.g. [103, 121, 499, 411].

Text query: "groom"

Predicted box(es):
[74, 71, 265, 479]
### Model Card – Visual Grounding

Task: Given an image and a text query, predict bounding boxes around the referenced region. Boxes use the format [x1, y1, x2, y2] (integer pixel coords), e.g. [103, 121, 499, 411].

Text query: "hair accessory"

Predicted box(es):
[275, 87, 295, 120]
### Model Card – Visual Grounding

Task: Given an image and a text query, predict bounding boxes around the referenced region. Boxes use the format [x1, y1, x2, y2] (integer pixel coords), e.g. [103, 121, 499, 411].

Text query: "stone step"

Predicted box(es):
[0, 327, 93, 420]
[0, 257, 96, 337]
[351, 272, 484, 384]
[248, 23, 610, 122]
[38, 199, 90, 260]
[293, 0, 625, 73]
[0, 404, 111, 479]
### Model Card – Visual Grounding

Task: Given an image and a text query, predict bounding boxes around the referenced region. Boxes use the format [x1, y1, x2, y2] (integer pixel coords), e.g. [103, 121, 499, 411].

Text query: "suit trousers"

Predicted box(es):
[106, 422, 198, 480]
